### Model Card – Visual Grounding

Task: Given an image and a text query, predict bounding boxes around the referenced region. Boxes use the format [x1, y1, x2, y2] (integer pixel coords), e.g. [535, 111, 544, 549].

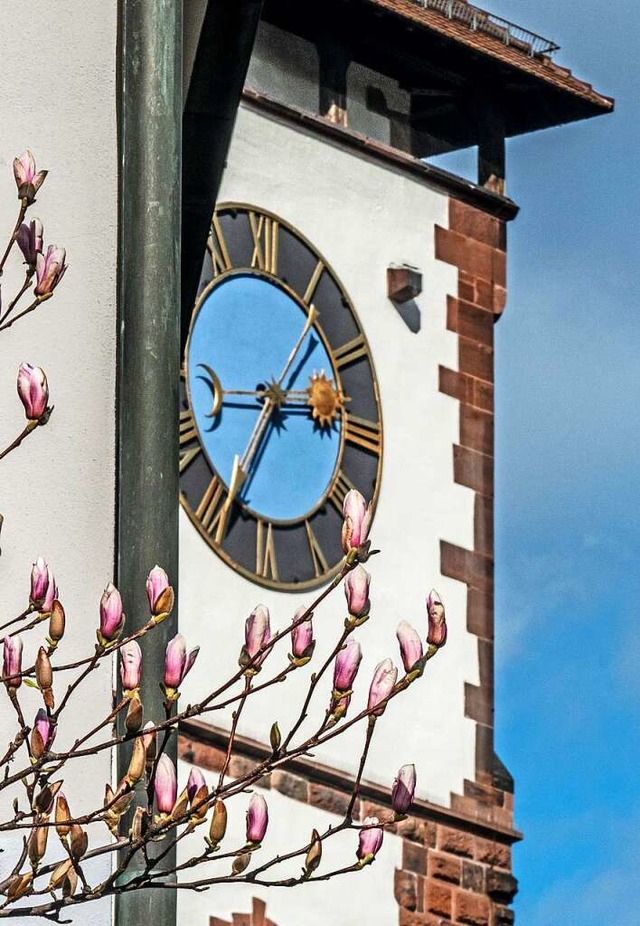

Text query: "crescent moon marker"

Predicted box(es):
[198, 363, 223, 418]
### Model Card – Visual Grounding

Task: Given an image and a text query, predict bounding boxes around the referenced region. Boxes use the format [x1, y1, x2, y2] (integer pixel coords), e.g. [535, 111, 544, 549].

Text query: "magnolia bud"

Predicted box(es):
[17, 217, 43, 267]
[28, 821, 49, 868]
[391, 764, 417, 815]
[246, 793, 268, 844]
[241, 605, 271, 671]
[232, 851, 251, 875]
[163, 634, 199, 702]
[34, 244, 67, 297]
[344, 565, 371, 618]
[35, 647, 54, 709]
[34, 780, 62, 815]
[98, 583, 124, 645]
[357, 817, 384, 862]
[3, 634, 23, 690]
[17, 362, 49, 421]
[130, 806, 149, 842]
[290, 606, 315, 665]
[304, 829, 323, 876]
[31, 709, 54, 759]
[49, 859, 74, 892]
[30, 557, 49, 605]
[146, 565, 174, 616]
[125, 695, 143, 733]
[154, 754, 177, 815]
[126, 737, 146, 785]
[209, 799, 227, 847]
[13, 149, 47, 203]
[120, 640, 142, 692]
[47, 600, 66, 646]
[69, 824, 88, 861]
[341, 489, 373, 554]
[7, 871, 33, 901]
[396, 621, 424, 673]
[367, 658, 398, 717]
[55, 793, 72, 839]
[333, 638, 362, 692]
[426, 590, 447, 648]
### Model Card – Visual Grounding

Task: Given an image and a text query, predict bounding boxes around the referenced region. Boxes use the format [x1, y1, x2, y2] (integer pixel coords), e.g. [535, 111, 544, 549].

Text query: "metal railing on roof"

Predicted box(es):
[416, 0, 560, 57]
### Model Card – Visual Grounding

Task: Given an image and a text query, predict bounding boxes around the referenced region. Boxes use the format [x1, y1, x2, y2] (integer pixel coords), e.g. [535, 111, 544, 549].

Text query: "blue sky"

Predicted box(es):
[481, 2, 639, 923]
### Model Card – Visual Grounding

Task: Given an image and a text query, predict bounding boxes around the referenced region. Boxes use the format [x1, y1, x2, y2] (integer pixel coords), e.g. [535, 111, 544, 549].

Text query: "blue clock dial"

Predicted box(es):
[187, 272, 341, 522]
[180, 203, 383, 591]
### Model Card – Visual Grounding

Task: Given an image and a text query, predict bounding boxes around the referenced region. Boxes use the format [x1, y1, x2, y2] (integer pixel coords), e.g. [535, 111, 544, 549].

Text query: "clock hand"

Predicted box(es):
[213, 453, 246, 545]
[238, 305, 319, 477]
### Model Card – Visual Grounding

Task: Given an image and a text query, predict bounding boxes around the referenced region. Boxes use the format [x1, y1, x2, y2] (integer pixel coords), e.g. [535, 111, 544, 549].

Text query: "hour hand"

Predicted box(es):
[214, 454, 246, 545]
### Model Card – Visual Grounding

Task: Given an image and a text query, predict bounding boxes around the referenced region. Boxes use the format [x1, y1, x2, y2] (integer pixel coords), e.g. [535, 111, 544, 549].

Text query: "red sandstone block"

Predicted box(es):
[435, 227, 496, 282]
[473, 493, 494, 558]
[403, 840, 428, 875]
[440, 541, 494, 591]
[449, 200, 505, 250]
[437, 826, 474, 858]
[308, 782, 353, 817]
[465, 683, 493, 728]
[461, 860, 486, 893]
[427, 850, 462, 884]
[454, 889, 491, 925]
[426, 881, 453, 918]
[395, 868, 420, 911]
[439, 367, 494, 413]
[271, 770, 307, 803]
[463, 779, 503, 807]
[179, 738, 225, 773]
[493, 284, 507, 316]
[458, 342, 494, 388]
[396, 816, 437, 846]
[474, 837, 511, 869]
[449, 299, 495, 346]
[460, 405, 494, 459]
[454, 445, 494, 497]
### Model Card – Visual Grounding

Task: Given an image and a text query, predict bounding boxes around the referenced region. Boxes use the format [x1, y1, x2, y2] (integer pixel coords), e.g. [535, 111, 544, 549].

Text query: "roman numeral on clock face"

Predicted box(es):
[256, 520, 278, 580]
[331, 334, 368, 370]
[249, 211, 279, 275]
[344, 413, 382, 456]
[209, 215, 232, 276]
[305, 520, 329, 578]
[196, 475, 230, 545]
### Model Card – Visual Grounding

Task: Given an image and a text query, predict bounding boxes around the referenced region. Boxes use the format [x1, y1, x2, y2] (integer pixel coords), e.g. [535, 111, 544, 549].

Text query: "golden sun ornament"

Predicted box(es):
[306, 371, 348, 428]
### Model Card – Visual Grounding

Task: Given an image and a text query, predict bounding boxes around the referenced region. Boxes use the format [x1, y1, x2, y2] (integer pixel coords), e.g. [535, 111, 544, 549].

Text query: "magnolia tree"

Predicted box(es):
[0, 153, 448, 920]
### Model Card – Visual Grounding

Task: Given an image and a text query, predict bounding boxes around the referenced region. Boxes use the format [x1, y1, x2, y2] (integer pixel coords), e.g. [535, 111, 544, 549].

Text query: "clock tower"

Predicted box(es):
[177, 3, 612, 925]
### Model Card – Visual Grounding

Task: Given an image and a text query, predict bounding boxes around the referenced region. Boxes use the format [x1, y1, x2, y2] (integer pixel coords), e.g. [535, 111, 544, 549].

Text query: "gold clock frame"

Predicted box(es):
[180, 202, 383, 591]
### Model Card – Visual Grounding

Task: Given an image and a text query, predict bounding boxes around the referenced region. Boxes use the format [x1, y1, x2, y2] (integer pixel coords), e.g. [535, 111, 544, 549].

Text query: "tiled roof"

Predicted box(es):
[366, 0, 613, 112]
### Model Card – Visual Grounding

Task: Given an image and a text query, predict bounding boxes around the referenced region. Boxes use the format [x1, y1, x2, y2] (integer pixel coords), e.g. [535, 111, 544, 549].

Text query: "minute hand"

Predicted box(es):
[239, 305, 318, 474]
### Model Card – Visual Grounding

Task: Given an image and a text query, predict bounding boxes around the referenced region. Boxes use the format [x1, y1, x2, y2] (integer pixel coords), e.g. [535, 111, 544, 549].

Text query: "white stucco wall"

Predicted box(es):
[0, 4, 117, 923]
[176, 760, 403, 926]
[179, 104, 479, 811]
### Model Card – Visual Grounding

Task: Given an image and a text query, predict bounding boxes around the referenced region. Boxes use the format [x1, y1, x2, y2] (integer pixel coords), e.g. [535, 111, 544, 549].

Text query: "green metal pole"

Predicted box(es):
[116, 2, 182, 925]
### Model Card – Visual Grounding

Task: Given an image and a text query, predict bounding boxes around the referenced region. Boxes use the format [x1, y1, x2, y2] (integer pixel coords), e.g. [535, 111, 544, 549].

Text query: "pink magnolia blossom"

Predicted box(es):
[396, 621, 424, 673]
[99, 583, 124, 643]
[31, 708, 54, 759]
[40, 566, 58, 613]
[391, 764, 416, 814]
[341, 489, 373, 554]
[146, 565, 174, 616]
[426, 589, 447, 648]
[3, 635, 23, 689]
[344, 565, 371, 617]
[367, 658, 398, 716]
[17, 218, 43, 267]
[120, 640, 142, 692]
[246, 793, 269, 843]
[187, 767, 207, 803]
[357, 817, 384, 860]
[30, 557, 50, 604]
[163, 634, 199, 690]
[34, 244, 67, 297]
[291, 606, 314, 660]
[244, 605, 271, 666]
[154, 754, 177, 815]
[17, 363, 48, 420]
[333, 638, 362, 692]
[13, 149, 47, 202]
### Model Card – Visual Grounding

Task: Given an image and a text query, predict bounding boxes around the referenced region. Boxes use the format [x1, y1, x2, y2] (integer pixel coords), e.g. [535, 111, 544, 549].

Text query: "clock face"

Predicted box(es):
[180, 203, 383, 590]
